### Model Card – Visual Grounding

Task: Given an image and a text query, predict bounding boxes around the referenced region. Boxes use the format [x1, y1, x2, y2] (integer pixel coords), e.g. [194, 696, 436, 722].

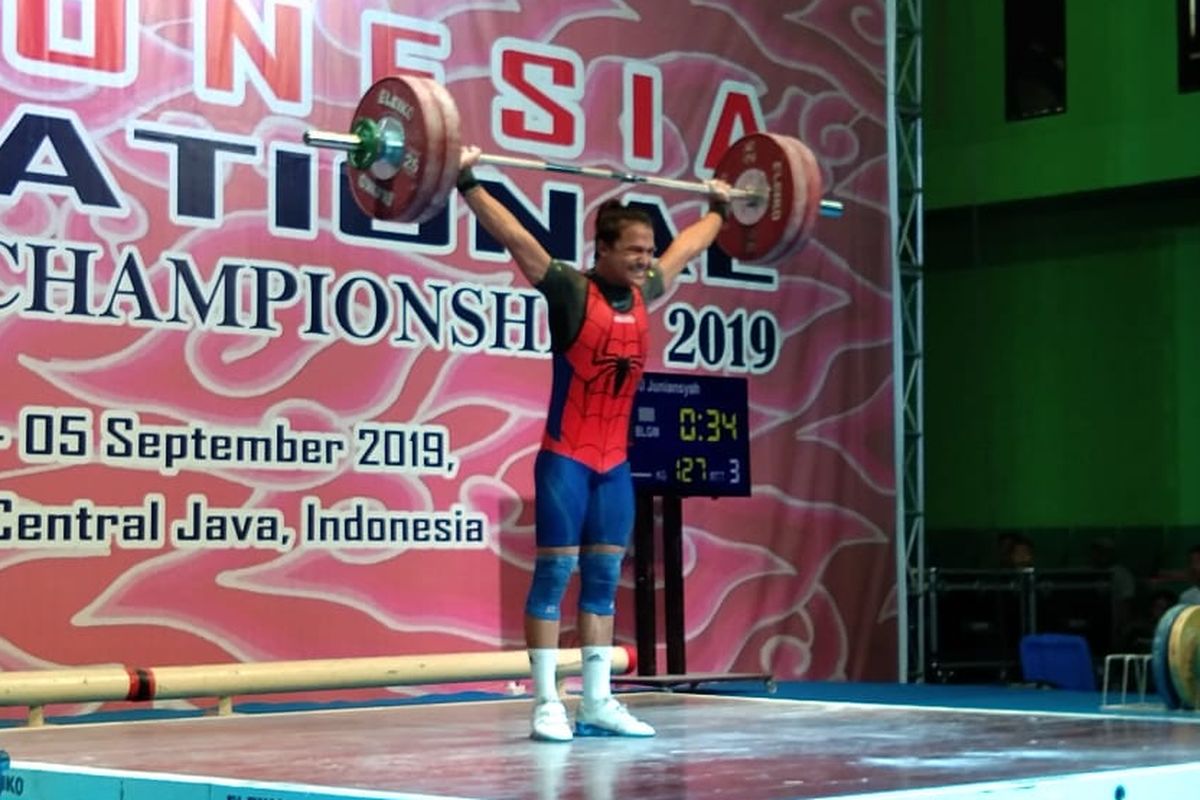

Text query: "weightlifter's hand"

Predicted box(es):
[705, 178, 732, 204]
[457, 145, 483, 194]
[459, 145, 482, 170]
[706, 178, 732, 220]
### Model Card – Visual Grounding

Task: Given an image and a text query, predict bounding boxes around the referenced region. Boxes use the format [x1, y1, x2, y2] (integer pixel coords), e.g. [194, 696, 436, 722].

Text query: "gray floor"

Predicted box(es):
[3, 693, 1200, 799]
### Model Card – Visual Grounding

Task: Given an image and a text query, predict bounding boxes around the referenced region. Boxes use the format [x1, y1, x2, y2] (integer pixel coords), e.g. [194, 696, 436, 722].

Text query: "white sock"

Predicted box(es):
[528, 648, 559, 703]
[581, 645, 613, 706]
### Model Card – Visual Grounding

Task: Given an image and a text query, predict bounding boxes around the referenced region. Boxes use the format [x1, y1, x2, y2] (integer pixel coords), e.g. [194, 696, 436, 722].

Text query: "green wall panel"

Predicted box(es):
[925, 0, 1200, 208]
[925, 185, 1200, 529]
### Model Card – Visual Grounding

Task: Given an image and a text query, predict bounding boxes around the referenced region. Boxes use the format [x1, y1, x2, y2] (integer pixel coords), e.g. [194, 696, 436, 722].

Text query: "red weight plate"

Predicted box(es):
[396, 76, 449, 223]
[775, 135, 824, 261]
[414, 78, 464, 225]
[348, 76, 442, 221]
[715, 133, 802, 263]
[754, 134, 812, 263]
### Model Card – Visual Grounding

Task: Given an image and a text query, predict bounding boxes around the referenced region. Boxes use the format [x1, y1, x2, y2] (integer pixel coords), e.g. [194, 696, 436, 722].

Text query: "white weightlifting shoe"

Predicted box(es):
[530, 699, 573, 742]
[574, 696, 656, 737]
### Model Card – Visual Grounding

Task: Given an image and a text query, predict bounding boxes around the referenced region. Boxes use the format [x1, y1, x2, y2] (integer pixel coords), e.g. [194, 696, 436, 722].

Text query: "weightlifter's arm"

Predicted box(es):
[655, 180, 733, 289]
[456, 145, 552, 286]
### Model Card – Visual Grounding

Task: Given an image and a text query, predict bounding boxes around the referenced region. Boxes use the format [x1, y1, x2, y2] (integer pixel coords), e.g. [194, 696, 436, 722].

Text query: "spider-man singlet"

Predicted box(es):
[532, 262, 662, 548]
[542, 277, 648, 471]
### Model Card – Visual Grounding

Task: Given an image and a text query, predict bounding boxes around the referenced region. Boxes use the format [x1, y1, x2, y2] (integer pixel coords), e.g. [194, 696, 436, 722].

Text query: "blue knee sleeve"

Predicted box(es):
[525, 554, 577, 620]
[578, 551, 622, 616]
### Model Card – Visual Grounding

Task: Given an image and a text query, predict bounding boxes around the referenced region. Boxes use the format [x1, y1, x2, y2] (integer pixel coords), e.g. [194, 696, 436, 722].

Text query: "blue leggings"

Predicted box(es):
[534, 450, 634, 548]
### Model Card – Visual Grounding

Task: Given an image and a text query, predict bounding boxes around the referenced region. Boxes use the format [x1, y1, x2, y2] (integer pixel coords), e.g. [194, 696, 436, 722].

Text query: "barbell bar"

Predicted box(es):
[302, 127, 844, 217]
[303, 76, 843, 262]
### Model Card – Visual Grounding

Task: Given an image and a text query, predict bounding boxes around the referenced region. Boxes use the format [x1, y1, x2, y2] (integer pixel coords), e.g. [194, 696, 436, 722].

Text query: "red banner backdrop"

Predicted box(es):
[0, 0, 894, 715]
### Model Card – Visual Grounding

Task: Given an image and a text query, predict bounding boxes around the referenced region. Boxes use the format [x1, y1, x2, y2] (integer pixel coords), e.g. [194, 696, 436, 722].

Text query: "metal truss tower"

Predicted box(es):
[888, 0, 925, 681]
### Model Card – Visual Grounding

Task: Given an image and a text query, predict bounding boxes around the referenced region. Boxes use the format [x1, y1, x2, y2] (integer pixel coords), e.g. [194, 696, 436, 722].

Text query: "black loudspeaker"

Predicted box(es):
[928, 569, 1028, 683]
[1004, 0, 1066, 120]
[1181, 0, 1200, 93]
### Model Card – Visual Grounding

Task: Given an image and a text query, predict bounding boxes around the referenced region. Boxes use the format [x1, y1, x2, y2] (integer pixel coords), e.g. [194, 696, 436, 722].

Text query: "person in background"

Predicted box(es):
[1089, 537, 1137, 649]
[994, 531, 1018, 569]
[1148, 589, 1177, 624]
[1178, 545, 1200, 605]
[1008, 534, 1035, 569]
[1126, 588, 1177, 651]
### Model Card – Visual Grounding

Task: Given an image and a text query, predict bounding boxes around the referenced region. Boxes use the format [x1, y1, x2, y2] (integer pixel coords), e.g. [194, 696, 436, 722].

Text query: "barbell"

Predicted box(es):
[303, 75, 844, 263]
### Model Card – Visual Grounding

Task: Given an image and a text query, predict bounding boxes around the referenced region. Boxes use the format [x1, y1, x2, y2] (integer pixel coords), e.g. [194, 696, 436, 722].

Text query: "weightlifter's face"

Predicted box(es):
[596, 222, 655, 289]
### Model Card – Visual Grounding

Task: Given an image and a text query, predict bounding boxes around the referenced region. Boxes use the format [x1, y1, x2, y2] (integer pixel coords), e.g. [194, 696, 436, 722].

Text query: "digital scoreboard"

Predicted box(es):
[629, 371, 750, 497]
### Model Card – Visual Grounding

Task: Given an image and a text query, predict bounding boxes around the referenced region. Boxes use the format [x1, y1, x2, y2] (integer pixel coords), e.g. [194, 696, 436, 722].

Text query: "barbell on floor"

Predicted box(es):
[303, 75, 844, 264]
[1151, 604, 1200, 710]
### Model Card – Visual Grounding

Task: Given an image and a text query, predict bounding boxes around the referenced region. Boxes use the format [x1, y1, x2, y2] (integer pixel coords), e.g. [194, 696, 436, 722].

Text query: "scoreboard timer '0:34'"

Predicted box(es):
[628, 372, 750, 497]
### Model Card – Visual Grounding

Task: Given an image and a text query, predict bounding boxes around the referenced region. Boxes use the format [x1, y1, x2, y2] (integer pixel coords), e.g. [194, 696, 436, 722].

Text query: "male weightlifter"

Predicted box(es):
[456, 145, 732, 742]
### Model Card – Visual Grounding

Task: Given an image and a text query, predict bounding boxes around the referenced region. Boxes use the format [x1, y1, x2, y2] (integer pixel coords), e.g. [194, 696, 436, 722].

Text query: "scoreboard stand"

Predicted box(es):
[615, 372, 775, 692]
